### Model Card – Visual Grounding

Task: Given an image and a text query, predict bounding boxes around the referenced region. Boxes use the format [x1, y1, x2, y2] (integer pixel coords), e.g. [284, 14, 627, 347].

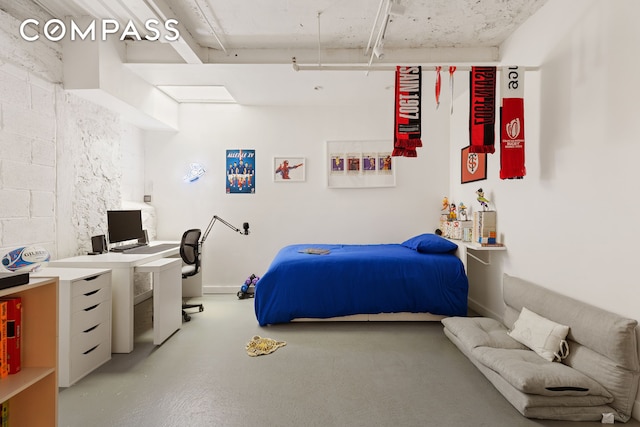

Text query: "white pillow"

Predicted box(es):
[508, 307, 570, 362]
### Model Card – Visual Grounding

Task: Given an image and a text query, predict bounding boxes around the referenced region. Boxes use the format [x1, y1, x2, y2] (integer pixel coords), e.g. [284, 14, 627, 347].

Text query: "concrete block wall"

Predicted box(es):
[0, 61, 57, 256]
[0, 3, 144, 262]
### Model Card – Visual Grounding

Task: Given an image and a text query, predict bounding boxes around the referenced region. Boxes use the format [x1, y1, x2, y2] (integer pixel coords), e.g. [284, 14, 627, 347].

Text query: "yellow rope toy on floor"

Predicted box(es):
[245, 335, 286, 357]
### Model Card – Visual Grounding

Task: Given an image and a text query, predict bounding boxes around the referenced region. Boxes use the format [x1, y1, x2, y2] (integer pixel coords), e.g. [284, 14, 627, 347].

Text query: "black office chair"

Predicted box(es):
[180, 229, 204, 321]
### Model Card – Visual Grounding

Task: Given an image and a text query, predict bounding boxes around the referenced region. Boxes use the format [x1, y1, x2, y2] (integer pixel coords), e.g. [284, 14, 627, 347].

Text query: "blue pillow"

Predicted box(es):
[401, 233, 458, 254]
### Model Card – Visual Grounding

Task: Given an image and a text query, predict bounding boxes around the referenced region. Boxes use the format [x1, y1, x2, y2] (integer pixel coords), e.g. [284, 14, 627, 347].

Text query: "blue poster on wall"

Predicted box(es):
[226, 149, 255, 194]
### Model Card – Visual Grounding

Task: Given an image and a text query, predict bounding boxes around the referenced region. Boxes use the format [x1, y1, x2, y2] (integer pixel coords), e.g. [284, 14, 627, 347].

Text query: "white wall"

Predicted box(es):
[448, 1, 640, 416]
[145, 102, 451, 291]
[449, 0, 640, 322]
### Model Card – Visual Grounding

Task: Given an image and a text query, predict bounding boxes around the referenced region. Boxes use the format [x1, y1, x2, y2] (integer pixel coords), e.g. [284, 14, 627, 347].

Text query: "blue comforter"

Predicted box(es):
[254, 243, 468, 326]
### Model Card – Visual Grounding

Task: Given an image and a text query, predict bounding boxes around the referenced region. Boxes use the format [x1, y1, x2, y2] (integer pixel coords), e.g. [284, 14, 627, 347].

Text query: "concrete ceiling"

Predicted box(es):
[31, 0, 549, 107]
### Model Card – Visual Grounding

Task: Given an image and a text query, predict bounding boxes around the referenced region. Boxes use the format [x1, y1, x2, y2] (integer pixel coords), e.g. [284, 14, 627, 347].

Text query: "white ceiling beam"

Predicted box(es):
[72, 0, 115, 19]
[143, 0, 207, 64]
[103, 0, 147, 27]
[67, 0, 206, 64]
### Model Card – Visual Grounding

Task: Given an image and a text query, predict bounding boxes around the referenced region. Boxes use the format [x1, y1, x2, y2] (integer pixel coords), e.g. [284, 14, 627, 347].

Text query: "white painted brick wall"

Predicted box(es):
[0, 5, 63, 84]
[0, 2, 145, 266]
[55, 88, 123, 257]
[2, 160, 55, 191]
[0, 59, 57, 255]
[31, 190, 54, 217]
[0, 131, 33, 162]
[2, 217, 54, 246]
[0, 189, 29, 217]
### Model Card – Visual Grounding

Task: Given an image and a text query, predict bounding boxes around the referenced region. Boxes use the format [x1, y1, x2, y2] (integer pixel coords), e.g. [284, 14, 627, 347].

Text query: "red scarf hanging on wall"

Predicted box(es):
[393, 66, 422, 157]
[469, 66, 497, 154]
[500, 66, 526, 179]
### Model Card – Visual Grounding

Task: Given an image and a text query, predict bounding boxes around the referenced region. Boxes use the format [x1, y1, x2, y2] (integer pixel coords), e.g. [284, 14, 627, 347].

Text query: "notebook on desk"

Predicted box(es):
[123, 244, 179, 254]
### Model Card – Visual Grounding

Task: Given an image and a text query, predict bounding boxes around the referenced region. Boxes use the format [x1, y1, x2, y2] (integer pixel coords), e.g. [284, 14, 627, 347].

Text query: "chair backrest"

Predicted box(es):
[180, 229, 202, 276]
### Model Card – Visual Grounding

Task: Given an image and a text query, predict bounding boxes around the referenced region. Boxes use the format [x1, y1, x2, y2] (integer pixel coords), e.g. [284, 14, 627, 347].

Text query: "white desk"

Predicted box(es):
[31, 267, 112, 386]
[50, 242, 180, 353]
[135, 258, 182, 346]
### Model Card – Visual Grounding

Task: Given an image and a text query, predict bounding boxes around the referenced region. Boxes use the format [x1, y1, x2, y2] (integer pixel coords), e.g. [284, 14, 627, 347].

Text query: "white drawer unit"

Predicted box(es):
[32, 267, 112, 387]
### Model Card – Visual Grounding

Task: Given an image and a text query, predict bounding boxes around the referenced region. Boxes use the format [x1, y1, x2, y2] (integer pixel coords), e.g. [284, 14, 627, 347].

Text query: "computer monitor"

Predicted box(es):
[107, 210, 145, 244]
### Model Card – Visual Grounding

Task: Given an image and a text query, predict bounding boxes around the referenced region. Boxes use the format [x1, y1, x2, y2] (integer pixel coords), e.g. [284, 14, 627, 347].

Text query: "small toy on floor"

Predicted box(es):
[238, 274, 259, 299]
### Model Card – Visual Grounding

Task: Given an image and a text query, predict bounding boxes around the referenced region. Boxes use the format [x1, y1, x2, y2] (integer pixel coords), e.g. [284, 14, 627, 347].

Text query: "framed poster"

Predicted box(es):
[326, 140, 395, 188]
[274, 157, 305, 182]
[461, 146, 487, 184]
[226, 149, 255, 193]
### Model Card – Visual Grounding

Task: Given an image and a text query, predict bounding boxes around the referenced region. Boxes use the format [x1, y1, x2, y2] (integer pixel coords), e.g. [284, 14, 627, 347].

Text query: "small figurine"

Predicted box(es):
[476, 188, 490, 211]
[441, 196, 449, 211]
[448, 203, 457, 220]
[458, 202, 468, 221]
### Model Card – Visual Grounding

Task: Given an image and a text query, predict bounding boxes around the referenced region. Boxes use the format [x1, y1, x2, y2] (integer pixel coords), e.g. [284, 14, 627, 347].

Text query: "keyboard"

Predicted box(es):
[123, 244, 179, 254]
[110, 243, 144, 252]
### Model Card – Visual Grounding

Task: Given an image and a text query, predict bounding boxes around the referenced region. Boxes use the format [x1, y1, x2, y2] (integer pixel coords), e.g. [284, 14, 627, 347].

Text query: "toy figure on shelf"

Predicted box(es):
[448, 203, 457, 220]
[441, 196, 449, 211]
[458, 202, 468, 221]
[476, 188, 490, 211]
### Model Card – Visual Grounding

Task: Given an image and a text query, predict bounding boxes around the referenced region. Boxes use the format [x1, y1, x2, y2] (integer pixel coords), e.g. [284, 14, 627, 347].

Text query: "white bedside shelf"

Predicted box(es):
[447, 239, 507, 270]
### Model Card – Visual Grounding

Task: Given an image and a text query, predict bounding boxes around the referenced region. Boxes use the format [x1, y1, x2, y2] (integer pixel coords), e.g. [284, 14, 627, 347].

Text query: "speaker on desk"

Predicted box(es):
[138, 229, 149, 245]
[91, 235, 107, 254]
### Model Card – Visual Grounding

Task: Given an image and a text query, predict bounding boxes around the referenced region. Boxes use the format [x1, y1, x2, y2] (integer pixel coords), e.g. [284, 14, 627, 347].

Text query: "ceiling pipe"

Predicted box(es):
[367, 0, 392, 69]
[317, 11, 323, 66]
[364, 0, 387, 56]
[194, 0, 228, 54]
[365, 0, 406, 72]
[291, 59, 539, 72]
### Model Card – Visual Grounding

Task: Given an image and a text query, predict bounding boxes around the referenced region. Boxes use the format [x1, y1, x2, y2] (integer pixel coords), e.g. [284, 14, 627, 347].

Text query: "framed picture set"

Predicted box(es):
[273, 157, 306, 182]
[461, 146, 487, 184]
[326, 140, 395, 188]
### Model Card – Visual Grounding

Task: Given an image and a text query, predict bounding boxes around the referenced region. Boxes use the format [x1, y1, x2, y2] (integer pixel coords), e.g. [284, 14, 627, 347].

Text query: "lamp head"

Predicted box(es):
[373, 42, 385, 59]
[243, 222, 250, 235]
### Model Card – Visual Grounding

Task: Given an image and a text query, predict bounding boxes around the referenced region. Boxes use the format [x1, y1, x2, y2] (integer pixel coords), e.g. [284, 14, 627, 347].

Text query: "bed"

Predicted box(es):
[254, 234, 469, 326]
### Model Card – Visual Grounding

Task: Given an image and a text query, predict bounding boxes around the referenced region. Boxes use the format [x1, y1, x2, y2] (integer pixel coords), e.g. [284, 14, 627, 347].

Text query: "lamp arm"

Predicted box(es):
[201, 215, 243, 243]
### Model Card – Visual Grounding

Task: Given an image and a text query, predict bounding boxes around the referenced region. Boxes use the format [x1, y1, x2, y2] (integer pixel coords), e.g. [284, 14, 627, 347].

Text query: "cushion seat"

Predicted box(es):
[441, 274, 640, 422]
[472, 346, 612, 399]
[441, 316, 527, 350]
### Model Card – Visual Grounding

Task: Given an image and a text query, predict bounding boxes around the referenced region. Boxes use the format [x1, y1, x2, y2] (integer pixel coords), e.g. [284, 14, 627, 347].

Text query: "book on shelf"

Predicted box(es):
[0, 400, 7, 427]
[447, 220, 472, 240]
[0, 298, 21, 375]
[473, 210, 497, 244]
[0, 301, 6, 379]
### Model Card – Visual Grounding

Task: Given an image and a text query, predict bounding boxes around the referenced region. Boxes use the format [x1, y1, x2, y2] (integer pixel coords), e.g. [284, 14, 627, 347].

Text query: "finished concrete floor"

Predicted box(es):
[58, 295, 640, 427]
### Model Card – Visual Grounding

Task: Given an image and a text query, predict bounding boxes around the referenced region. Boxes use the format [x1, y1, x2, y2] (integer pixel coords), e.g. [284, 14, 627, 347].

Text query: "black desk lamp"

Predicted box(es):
[201, 215, 249, 244]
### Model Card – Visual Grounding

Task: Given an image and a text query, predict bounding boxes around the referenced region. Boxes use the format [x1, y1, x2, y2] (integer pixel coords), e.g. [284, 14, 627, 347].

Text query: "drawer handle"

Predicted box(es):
[83, 344, 99, 355]
[84, 275, 100, 281]
[83, 289, 100, 297]
[83, 324, 99, 333]
[84, 303, 100, 312]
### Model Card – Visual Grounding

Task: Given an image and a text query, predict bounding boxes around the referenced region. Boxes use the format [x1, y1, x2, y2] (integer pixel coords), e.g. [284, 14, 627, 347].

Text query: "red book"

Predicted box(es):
[0, 298, 21, 375]
[0, 301, 6, 378]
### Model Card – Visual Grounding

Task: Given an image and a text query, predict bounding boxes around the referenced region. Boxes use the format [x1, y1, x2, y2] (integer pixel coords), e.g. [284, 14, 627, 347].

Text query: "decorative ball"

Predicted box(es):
[1, 246, 50, 273]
